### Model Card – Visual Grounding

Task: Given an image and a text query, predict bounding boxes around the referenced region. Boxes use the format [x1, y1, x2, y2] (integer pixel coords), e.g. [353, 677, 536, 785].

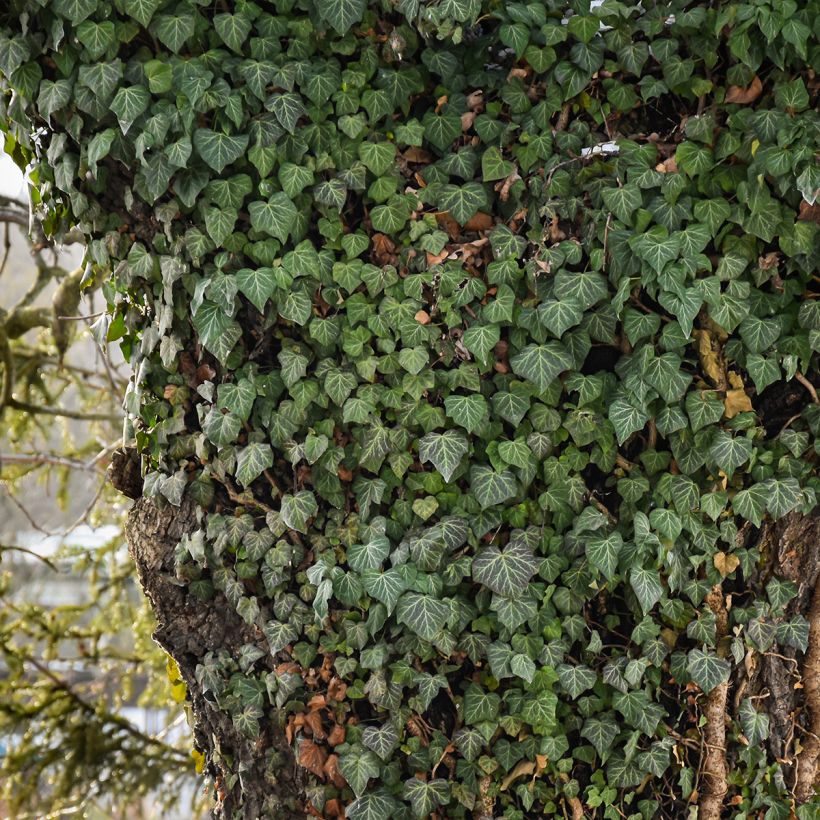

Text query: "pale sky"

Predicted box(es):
[0, 151, 27, 199]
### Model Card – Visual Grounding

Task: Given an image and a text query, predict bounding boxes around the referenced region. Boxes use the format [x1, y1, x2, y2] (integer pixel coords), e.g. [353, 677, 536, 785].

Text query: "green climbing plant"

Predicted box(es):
[1, 0, 819, 817]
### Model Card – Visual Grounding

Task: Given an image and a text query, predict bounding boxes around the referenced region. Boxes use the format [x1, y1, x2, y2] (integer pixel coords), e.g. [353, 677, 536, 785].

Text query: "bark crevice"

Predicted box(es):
[124, 495, 308, 819]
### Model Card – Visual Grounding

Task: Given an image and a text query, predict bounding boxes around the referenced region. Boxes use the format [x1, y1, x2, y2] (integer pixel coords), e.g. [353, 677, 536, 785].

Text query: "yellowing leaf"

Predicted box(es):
[724, 372, 753, 419]
[714, 551, 740, 577]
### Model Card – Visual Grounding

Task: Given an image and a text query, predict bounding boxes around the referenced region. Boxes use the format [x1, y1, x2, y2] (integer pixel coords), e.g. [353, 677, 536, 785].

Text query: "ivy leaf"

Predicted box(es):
[685, 391, 724, 432]
[418, 429, 469, 482]
[403, 778, 450, 818]
[125, 0, 162, 26]
[629, 226, 681, 274]
[214, 12, 252, 53]
[281, 491, 318, 533]
[263, 620, 299, 654]
[396, 593, 449, 641]
[630, 566, 664, 613]
[739, 315, 780, 354]
[734, 483, 768, 527]
[586, 532, 623, 581]
[482, 146, 513, 182]
[556, 664, 598, 699]
[463, 684, 501, 723]
[53, 0, 96, 24]
[194, 129, 249, 173]
[709, 431, 753, 476]
[363, 723, 399, 761]
[510, 342, 573, 391]
[687, 648, 730, 694]
[110, 85, 150, 133]
[359, 141, 396, 176]
[601, 184, 642, 223]
[762, 477, 802, 520]
[370, 196, 410, 235]
[236, 267, 277, 313]
[249, 193, 297, 242]
[279, 290, 312, 325]
[338, 747, 381, 797]
[236, 442, 274, 487]
[444, 394, 488, 434]
[537, 299, 583, 337]
[609, 398, 648, 445]
[361, 569, 406, 614]
[582, 714, 619, 759]
[739, 699, 769, 745]
[315, 0, 365, 34]
[347, 536, 391, 572]
[347, 792, 399, 820]
[470, 465, 518, 509]
[152, 13, 196, 53]
[462, 323, 500, 361]
[472, 539, 539, 596]
[268, 92, 306, 133]
[437, 182, 488, 225]
[202, 408, 242, 446]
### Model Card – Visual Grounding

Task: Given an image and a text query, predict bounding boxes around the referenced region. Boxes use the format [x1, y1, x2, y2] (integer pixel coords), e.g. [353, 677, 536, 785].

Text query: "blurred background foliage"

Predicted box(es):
[0, 162, 203, 819]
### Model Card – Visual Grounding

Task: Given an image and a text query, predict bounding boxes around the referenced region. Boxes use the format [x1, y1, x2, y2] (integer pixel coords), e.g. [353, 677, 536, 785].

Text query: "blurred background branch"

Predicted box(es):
[0, 154, 203, 819]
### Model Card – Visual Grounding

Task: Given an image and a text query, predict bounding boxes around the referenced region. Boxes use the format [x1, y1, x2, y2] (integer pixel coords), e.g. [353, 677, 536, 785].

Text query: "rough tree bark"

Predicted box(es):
[123, 492, 309, 819]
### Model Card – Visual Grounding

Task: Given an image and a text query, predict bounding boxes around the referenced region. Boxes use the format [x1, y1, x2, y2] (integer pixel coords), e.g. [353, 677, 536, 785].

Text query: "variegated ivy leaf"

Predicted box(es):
[510, 342, 573, 391]
[470, 465, 518, 509]
[338, 746, 381, 798]
[249, 192, 297, 242]
[403, 778, 450, 819]
[193, 129, 249, 173]
[235, 442, 273, 488]
[396, 592, 449, 642]
[556, 663, 598, 699]
[687, 648, 730, 694]
[444, 394, 488, 434]
[346, 792, 400, 820]
[280, 491, 318, 533]
[472, 539, 539, 596]
[418, 429, 469, 482]
[363, 722, 399, 761]
[630, 566, 664, 614]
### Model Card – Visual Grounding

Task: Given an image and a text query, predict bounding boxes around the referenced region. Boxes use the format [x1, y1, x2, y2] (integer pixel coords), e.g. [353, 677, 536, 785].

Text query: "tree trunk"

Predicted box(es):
[124, 495, 309, 818]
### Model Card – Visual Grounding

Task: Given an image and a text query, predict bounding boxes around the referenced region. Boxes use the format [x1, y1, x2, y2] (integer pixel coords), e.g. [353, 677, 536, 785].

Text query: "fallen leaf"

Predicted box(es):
[298, 738, 327, 779]
[327, 723, 345, 746]
[694, 328, 724, 386]
[415, 309, 431, 325]
[714, 551, 740, 577]
[463, 211, 494, 231]
[799, 200, 820, 224]
[655, 156, 679, 173]
[724, 372, 753, 419]
[725, 75, 762, 104]
[500, 760, 536, 791]
[461, 110, 477, 131]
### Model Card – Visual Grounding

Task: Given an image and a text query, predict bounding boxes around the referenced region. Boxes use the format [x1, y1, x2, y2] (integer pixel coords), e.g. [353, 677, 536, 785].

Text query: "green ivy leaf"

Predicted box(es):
[687, 648, 730, 694]
[338, 747, 381, 797]
[403, 778, 450, 818]
[194, 129, 249, 173]
[396, 592, 449, 642]
[249, 192, 297, 242]
[281, 491, 318, 533]
[470, 465, 518, 509]
[315, 0, 365, 34]
[630, 566, 664, 613]
[418, 429, 469, 482]
[236, 442, 274, 487]
[472, 538, 539, 596]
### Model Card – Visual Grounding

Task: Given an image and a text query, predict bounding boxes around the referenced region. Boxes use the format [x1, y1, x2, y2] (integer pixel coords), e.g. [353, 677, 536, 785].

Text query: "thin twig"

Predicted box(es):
[8, 398, 121, 422]
[0, 543, 58, 570]
[795, 371, 819, 404]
